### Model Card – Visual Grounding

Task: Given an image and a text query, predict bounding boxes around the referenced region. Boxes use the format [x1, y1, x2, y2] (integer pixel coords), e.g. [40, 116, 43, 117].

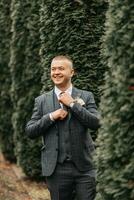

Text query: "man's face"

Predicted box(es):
[51, 59, 74, 89]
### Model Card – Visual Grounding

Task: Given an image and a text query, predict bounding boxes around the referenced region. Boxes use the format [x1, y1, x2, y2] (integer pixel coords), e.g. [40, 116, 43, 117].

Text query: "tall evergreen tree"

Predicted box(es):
[10, 0, 42, 177]
[95, 0, 134, 199]
[40, 0, 106, 105]
[0, 0, 15, 161]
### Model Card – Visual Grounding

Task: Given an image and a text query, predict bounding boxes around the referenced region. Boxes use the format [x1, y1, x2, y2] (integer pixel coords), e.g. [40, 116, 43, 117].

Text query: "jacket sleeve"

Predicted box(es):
[70, 92, 100, 130]
[25, 97, 54, 139]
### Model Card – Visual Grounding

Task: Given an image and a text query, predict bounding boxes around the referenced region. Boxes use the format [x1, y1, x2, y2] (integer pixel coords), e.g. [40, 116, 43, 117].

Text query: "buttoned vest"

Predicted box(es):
[54, 93, 72, 163]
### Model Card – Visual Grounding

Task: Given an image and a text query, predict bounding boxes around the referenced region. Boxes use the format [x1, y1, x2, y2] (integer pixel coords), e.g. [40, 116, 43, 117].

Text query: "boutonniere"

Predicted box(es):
[74, 97, 85, 106]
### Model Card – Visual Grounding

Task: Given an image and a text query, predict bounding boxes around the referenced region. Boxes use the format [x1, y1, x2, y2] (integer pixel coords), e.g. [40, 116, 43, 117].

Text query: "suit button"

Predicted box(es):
[56, 148, 58, 151]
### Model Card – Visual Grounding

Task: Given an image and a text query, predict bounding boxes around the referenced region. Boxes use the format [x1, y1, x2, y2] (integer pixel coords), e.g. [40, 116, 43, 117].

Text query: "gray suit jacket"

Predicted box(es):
[26, 87, 100, 176]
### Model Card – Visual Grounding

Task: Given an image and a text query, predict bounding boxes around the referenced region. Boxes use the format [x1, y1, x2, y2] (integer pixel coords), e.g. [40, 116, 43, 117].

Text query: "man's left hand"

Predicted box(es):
[59, 92, 74, 106]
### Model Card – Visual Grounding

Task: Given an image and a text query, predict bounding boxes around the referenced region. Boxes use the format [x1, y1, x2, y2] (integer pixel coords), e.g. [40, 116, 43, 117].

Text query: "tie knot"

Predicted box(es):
[59, 91, 65, 97]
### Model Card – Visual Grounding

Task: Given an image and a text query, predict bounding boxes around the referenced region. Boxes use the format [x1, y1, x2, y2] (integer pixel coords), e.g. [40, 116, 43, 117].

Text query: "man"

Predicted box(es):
[26, 55, 100, 200]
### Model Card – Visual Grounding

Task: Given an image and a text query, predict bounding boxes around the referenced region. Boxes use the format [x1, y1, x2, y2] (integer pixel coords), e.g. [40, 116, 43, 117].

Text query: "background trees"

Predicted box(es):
[95, 0, 134, 199]
[9, 0, 42, 177]
[0, 0, 15, 161]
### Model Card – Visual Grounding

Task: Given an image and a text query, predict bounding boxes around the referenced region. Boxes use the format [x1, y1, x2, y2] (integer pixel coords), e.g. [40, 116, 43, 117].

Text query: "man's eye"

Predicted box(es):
[59, 67, 64, 70]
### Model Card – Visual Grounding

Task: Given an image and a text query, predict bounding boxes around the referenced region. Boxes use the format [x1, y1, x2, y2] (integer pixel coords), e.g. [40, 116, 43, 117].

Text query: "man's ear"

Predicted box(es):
[71, 69, 75, 77]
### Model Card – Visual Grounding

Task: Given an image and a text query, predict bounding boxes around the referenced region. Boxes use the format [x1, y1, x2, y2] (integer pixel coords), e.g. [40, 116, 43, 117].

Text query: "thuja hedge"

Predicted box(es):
[10, 0, 42, 177]
[40, 0, 106, 105]
[95, 0, 134, 199]
[0, 0, 15, 161]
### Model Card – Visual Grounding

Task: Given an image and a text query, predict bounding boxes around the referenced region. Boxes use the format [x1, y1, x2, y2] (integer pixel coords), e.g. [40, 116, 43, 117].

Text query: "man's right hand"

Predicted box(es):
[51, 108, 68, 120]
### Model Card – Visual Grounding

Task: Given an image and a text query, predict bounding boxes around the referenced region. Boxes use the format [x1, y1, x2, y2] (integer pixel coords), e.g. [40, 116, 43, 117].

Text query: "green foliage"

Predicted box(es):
[40, 0, 106, 105]
[95, 0, 134, 199]
[0, 0, 15, 161]
[10, 0, 42, 177]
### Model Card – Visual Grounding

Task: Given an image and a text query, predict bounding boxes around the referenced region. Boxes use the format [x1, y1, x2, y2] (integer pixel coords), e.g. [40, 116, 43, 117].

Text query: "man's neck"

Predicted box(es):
[55, 83, 72, 92]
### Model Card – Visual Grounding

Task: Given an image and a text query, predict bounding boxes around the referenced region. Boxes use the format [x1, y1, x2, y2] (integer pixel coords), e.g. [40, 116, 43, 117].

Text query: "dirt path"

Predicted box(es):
[0, 153, 50, 200]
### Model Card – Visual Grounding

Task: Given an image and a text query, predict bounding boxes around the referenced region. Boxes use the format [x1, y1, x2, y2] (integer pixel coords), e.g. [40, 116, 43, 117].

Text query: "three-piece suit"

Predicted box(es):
[26, 87, 99, 200]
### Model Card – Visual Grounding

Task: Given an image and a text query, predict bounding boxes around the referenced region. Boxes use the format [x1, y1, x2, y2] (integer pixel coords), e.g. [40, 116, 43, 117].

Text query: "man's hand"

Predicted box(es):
[51, 108, 68, 120]
[59, 92, 74, 106]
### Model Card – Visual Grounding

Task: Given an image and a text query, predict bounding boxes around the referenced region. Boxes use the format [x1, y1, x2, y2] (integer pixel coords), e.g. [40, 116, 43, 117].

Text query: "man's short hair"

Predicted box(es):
[52, 55, 73, 68]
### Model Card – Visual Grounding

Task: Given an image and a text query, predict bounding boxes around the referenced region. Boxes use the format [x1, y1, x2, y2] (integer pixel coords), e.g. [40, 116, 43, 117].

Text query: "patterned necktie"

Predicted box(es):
[59, 92, 71, 120]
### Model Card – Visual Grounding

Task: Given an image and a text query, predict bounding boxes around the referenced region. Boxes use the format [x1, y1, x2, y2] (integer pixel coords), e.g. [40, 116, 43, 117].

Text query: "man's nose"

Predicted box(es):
[54, 69, 60, 74]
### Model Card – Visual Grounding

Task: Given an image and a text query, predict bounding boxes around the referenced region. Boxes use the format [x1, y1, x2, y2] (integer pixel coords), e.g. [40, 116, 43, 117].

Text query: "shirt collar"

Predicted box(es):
[54, 84, 73, 98]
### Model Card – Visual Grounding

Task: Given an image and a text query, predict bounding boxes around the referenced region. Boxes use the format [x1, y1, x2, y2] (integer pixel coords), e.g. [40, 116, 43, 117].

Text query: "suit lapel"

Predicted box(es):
[45, 89, 61, 112]
[53, 91, 61, 110]
[72, 87, 82, 100]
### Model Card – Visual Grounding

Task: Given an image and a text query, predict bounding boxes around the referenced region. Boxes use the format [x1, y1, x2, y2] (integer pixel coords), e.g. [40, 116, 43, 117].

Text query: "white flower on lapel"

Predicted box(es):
[74, 97, 85, 106]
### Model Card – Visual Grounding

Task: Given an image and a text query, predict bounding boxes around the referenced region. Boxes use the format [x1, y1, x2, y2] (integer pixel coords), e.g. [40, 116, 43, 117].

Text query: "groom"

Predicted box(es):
[26, 55, 100, 200]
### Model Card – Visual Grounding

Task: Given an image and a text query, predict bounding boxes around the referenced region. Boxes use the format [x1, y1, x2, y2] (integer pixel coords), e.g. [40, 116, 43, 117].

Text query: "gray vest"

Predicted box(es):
[54, 93, 71, 163]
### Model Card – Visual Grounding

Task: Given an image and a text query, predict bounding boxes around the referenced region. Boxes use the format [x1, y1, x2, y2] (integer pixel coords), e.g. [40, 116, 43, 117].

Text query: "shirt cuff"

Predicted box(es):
[49, 113, 55, 121]
[69, 102, 75, 108]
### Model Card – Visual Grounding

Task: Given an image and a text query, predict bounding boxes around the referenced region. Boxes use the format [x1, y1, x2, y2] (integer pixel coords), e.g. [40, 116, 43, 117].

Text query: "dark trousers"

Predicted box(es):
[46, 161, 96, 200]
